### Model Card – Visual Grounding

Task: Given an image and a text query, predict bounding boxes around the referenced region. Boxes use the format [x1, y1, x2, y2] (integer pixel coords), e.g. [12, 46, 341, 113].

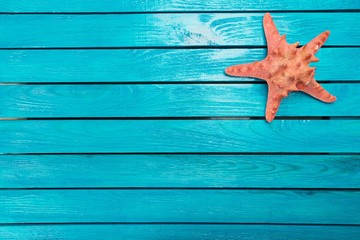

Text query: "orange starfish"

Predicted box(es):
[225, 13, 336, 122]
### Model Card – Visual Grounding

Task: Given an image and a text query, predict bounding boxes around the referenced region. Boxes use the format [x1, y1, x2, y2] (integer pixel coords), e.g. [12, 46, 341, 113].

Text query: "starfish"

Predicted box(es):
[225, 12, 336, 122]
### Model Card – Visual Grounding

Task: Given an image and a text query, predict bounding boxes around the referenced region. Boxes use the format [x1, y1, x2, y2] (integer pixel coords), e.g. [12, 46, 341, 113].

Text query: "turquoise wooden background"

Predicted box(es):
[0, 1, 359, 239]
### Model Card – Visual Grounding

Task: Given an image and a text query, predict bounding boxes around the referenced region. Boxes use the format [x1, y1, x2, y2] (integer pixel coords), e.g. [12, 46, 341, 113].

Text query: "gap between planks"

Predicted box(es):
[0, 10, 360, 15]
[1, 152, 359, 155]
[0, 45, 359, 50]
[0, 188, 360, 191]
[1, 222, 360, 226]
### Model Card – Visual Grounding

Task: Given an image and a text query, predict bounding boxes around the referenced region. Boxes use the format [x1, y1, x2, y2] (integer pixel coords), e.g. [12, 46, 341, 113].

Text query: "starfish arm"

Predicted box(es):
[303, 31, 330, 54]
[263, 12, 282, 53]
[265, 85, 283, 122]
[225, 61, 269, 80]
[301, 80, 336, 103]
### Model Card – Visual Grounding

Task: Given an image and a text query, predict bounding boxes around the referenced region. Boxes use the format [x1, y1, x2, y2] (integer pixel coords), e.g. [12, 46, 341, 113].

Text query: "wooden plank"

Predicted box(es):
[1, 0, 359, 12]
[0, 13, 358, 48]
[1, 84, 358, 118]
[0, 83, 357, 118]
[0, 48, 357, 82]
[1, 224, 360, 240]
[1, 154, 359, 188]
[1, 189, 360, 224]
[0, 120, 358, 154]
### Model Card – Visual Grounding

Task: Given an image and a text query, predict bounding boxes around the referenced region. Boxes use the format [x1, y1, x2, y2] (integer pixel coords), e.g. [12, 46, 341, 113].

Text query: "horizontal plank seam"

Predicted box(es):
[0, 187, 359, 191]
[0, 10, 359, 14]
[1, 152, 358, 156]
[1, 117, 360, 121]
[1, 222, 359, 227]
[0, 46, 358, 50]
[1, 81, 360, 85]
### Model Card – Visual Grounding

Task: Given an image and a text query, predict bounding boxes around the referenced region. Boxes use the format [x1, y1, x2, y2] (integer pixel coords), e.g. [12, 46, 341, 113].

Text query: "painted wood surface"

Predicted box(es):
[1, 48, 357, 83]
[1, 224, 360, 240]
[1, 189, 360, 224]
[1, 154, 359, 188]
[1, 1, 359, 238]
[1, 0, 359, 12]
[0, 120, 358, 154]
[0, 83, 357, 118]
[0, 13, 358, 48]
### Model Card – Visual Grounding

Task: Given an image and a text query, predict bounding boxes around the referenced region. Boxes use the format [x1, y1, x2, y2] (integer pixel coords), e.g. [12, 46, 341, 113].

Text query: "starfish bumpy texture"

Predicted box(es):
[225, 13, 336, 122]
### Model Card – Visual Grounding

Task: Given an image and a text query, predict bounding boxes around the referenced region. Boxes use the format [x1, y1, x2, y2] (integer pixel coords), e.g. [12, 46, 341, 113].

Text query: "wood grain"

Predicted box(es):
[0, 83, 356, 118]
[1, 189, 360, 224]
[1, 154, 359, 188]
[1, 0, 359, 237]
[1, 0, 358, 12]
[1, 224, 360, 240]
[0, 13, 358, 48]
[0, 48, 357, 83]
[0, 120, 358, 154]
